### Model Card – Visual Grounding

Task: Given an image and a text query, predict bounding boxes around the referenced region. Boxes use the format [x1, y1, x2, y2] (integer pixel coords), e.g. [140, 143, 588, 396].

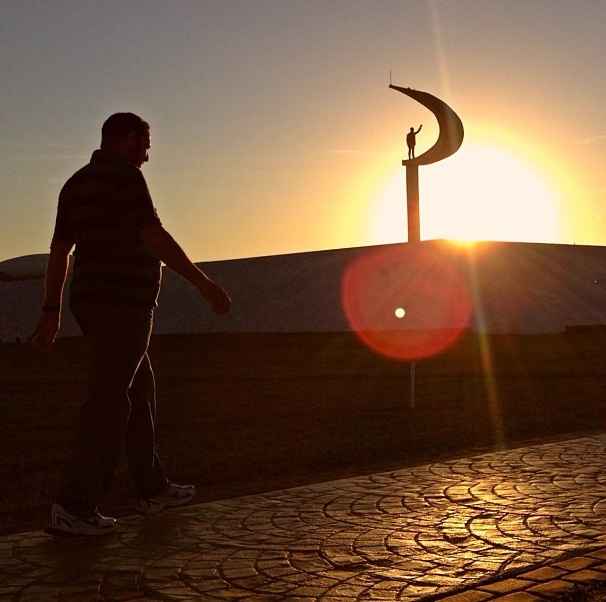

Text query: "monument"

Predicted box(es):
[389, 85, 464, 242]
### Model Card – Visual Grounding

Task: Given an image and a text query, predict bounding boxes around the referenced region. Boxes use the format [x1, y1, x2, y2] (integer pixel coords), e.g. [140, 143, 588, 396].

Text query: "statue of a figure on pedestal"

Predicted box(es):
[406, 125, 423, 160]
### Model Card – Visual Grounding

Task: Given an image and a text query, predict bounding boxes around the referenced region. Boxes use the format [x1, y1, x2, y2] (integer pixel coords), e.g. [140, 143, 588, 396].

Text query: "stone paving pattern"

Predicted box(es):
[3, 435, 606, 600]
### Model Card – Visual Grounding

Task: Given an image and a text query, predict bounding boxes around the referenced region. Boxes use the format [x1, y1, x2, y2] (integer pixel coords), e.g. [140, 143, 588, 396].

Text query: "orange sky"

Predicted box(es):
[2, 1, 605, 262]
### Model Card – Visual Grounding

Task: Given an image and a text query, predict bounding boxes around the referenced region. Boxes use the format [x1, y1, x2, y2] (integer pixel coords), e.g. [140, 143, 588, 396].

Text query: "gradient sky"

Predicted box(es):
[2, 1, 606, 262]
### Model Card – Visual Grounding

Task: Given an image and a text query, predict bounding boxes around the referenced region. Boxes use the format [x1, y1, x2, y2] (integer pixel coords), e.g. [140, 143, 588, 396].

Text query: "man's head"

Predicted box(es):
[409, 127, 414, 133]
[101, 113, 150, 168]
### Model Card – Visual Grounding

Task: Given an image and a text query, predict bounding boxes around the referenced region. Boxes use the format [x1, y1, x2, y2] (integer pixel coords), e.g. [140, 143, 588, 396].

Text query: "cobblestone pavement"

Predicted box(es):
[4, 435, 606, 601]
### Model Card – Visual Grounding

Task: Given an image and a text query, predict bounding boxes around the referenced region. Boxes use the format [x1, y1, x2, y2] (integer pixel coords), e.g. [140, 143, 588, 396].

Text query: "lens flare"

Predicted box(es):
[342, 245, 472, 361]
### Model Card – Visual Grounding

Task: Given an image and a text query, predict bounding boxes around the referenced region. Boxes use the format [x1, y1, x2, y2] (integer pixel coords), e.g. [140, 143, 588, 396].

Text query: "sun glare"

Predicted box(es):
[370, 142, 563, 244]
[449, 239, 477, 248]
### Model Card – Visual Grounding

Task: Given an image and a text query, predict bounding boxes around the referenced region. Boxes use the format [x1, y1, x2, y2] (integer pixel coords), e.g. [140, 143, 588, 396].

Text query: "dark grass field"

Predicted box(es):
[2, 327, 606, 535]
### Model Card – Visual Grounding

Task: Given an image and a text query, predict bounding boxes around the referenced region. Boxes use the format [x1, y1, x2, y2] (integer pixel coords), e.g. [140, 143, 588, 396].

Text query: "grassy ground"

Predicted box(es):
[1, 328, 606, 535]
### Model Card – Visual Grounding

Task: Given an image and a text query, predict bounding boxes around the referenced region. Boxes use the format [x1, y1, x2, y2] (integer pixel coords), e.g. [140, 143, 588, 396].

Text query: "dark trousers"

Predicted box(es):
[59, 304, 167, 516]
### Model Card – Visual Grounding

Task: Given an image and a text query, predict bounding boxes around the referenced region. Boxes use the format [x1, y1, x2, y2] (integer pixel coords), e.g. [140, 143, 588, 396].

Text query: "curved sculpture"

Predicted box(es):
[389, 85, 464, 242]
[389, 85, 464, 166]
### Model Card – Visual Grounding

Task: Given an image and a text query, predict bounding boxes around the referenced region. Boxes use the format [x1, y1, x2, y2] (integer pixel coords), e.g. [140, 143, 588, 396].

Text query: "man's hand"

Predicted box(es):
[140, 224, 231, 314]
[31, 242, 70, 352]
[29, 312, 61, 352]
[196, 278, 231, 315]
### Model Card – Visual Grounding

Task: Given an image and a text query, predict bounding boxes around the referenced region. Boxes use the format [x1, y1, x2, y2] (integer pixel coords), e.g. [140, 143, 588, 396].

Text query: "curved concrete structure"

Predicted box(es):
[3, 241, 606, 342]
[0, 254, 50, 281]
[389, 85, 464, 166]
[390, 85, 465, 242]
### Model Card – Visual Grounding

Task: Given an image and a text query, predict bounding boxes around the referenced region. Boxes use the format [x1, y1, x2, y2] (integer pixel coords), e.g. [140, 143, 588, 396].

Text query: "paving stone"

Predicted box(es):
[288, 585, 332, 596]
[518, 566, 567, 581]
[5, 436, 606, 600]
[321, 584, 369, 597]
[479, 579, 535, 594]
[491, 593, 542, 601]
[562, 568, 606, 583]
[587, 548, 606, 560]
[201, 588, 254, 599]
[527, 579, 578, 597]
[439, 590, 493, 601]
[553, 556, 600, 571]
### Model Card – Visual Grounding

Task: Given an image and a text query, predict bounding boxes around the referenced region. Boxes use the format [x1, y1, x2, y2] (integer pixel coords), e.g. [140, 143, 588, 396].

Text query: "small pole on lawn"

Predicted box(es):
[410, 361, 416, 408]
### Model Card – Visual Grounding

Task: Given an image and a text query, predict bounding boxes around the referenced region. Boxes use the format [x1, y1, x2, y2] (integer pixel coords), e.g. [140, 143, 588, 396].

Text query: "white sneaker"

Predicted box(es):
[46, 503, 118, 536]
[136, 482, 196, 515]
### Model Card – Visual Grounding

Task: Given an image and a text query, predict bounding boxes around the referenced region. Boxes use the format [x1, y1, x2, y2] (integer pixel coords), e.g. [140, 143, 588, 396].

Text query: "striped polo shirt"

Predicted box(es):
[52, 149, 163, 310]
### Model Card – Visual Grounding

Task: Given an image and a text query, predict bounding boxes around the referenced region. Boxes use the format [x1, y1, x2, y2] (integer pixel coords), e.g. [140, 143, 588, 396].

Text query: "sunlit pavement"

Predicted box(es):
[4, 436, 606, 600]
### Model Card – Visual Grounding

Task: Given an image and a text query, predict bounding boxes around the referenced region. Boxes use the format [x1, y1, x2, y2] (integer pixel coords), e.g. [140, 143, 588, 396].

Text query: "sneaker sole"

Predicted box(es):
[167, 493, 195, 507]
[136, 493, 195, 516]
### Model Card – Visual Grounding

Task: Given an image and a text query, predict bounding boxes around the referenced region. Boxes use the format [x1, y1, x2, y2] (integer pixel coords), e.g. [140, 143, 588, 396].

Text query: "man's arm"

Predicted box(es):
[29, 239, 73, 352]
[141, 224, 230, 311]
[43, 240, 73, 310]
[415, 124, 423, 134]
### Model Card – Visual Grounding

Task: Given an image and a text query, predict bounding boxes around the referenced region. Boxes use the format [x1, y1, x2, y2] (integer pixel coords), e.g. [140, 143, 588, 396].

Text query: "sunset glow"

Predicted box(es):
[371, 141, 564, 245]
[2, 3, 605, 262]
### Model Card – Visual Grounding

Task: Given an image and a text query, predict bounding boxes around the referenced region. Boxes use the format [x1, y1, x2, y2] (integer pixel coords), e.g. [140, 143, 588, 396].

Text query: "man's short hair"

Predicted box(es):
[101, 113, 149, 149]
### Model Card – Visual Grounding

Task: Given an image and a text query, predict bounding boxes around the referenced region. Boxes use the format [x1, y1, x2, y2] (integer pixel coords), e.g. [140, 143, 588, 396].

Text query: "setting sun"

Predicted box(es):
[371, 142, 563, 244]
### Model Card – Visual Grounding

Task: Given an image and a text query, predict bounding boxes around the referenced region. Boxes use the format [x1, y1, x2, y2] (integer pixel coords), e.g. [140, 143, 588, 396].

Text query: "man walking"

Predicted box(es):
[30, 112, 231, 536]
[406, 124, 423, 160]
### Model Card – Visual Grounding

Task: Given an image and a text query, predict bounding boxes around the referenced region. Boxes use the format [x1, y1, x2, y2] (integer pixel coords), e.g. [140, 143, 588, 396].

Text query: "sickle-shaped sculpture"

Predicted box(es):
[389, 85, 464, 241]
[389, 85, 464, 165]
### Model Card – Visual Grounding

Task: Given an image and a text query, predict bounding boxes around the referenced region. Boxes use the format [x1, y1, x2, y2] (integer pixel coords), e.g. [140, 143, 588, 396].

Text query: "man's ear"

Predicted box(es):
[122, 131, 139, 150]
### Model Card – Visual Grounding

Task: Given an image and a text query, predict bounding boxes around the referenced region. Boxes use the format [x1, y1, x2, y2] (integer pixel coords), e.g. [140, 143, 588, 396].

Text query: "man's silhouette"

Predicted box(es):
[31, 112, 231, 536]
[406, 125, 423, 160]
